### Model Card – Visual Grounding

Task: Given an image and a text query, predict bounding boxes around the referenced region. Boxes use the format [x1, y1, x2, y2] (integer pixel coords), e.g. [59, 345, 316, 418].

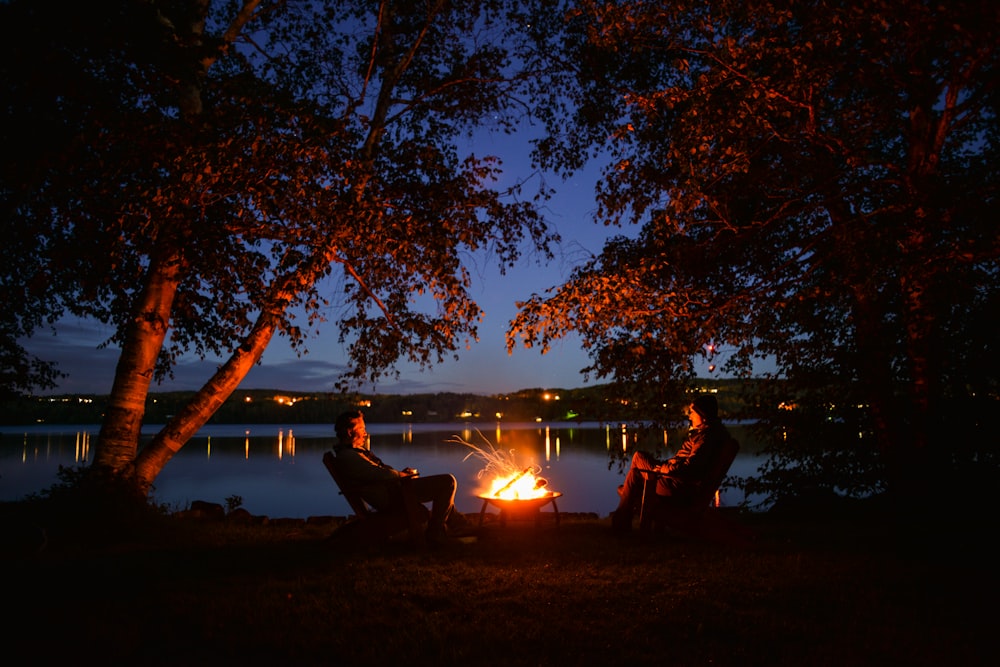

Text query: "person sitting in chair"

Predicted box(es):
[333, 410, 458, 544]
[611, 394, 731, 533]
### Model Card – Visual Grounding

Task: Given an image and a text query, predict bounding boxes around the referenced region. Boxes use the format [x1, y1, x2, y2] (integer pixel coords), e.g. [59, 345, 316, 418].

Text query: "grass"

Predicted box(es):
[2, 503, 994, 666]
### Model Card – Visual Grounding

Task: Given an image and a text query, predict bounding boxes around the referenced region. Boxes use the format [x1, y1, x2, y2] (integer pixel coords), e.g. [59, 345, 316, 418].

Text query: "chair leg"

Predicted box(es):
[638, 479, 657, 533]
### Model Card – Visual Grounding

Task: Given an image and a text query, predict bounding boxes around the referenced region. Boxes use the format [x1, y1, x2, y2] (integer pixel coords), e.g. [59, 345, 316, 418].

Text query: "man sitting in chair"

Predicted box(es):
[334, 410, 457, 544]
[611, 395, 731, 533]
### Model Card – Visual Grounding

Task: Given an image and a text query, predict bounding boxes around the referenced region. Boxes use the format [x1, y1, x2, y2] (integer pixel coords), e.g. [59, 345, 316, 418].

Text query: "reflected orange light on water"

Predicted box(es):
[74, 431, 90, 463]
[543, 426, 562, 462]
[277, 429, 296, 460]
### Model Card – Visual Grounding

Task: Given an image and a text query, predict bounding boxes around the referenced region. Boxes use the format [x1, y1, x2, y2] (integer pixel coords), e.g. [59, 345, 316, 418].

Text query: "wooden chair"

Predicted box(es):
[322, 451, 429, 546]
[636, 437, 753, 544]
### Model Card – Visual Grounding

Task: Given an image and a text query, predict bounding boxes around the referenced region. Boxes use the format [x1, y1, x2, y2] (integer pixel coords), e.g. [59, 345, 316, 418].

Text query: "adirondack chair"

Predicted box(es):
[636, 437, 753, 544]
[322, 451, 429, 546]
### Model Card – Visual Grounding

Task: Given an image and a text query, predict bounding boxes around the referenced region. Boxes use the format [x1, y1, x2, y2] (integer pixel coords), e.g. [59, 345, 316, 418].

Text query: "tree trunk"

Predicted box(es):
[133, 311, 281, 495]
[896, 228, 938, 517]
[851, 291, 902, 453]
[93, 252, 183, 476]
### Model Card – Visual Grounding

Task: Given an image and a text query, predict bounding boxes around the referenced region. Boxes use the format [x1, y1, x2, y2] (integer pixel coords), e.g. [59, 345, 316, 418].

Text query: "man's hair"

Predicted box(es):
[335, 410, 364, 440]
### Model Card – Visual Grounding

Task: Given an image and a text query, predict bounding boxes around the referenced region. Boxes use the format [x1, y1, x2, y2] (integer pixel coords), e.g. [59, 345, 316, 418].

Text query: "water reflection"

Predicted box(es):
[0, 422, 760, 519]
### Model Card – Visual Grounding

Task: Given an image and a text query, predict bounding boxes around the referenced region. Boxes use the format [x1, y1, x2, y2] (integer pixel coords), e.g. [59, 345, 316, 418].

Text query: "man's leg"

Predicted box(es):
[406, 474, 457, 530]
[613, 451, 659, 531]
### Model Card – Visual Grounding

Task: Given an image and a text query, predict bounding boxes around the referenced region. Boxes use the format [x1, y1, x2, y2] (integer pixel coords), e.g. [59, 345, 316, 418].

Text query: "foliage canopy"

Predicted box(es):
[1, 0, 561, 493]
[512, 0, 999, 507]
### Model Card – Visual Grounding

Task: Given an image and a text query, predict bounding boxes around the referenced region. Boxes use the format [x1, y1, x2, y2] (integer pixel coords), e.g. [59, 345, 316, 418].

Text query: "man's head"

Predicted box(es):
[688, 394, 719, 422]
[335, 410, 367, 448]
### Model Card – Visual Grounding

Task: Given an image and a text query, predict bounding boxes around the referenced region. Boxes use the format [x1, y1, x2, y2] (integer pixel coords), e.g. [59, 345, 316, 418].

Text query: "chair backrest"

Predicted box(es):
[322, 451, 374, 517]
[695, 437, 740, 507]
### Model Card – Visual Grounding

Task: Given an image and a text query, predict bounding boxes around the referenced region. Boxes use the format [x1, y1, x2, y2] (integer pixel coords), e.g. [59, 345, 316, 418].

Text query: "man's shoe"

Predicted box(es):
[426, 522, 449, 546]
[446, 510, 475, 536]
[611, 508, 632, 533]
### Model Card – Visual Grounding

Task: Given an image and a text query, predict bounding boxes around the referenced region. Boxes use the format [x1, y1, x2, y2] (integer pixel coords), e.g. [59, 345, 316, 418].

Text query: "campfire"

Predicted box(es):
[484, 465, 550, 500]
[448, 430, 562, 526]
[448, 430, 555, 499]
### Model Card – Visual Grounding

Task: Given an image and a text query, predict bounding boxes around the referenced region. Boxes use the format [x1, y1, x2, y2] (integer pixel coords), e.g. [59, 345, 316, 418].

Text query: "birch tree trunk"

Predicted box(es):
[132, 310, 281, 494]
[93, 251, 183, 476]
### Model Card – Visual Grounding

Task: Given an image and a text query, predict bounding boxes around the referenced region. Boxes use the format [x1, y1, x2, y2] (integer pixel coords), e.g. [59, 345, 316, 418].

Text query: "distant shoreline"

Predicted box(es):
[1, 378, 758, 427]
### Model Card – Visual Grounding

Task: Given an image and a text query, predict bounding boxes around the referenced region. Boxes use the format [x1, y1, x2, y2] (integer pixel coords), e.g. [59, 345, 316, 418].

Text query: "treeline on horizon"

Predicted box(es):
[0, 379, 756, 426]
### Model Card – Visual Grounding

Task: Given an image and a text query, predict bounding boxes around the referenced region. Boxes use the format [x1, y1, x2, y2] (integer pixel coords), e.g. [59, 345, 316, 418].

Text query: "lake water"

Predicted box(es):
[0, 421, 762, 519]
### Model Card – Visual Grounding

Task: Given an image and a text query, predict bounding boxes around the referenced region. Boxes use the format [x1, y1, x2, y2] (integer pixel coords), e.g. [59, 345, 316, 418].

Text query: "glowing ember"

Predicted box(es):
[485, 467, 551, 500]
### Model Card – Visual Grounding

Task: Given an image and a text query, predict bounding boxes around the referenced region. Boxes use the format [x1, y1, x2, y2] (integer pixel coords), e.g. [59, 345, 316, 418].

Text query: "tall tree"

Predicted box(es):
[513, 0, 999, 511]
[1, 0, 559, 496]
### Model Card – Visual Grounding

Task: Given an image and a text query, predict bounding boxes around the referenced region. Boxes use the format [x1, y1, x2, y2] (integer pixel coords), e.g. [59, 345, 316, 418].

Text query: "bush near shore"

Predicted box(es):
[2, 496, 993, 666]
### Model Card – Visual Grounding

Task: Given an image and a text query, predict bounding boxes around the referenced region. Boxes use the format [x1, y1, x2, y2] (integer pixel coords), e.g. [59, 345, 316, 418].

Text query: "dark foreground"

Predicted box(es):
[2, 505, 994, 666]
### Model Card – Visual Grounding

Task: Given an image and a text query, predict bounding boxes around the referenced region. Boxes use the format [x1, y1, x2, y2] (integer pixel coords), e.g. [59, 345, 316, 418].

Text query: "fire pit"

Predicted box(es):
[447, 433, 562, 528]
[476, 491, 562, 528]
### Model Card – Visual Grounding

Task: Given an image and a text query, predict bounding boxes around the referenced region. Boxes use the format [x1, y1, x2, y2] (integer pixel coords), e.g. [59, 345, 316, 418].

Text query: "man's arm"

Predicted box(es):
[336, 448, 402, 483]
[660, 429, 718, 480]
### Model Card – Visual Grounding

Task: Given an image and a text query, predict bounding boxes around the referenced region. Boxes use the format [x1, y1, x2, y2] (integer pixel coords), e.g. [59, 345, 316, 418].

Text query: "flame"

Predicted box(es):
[485, 469, 551, 500]
[447, 430, 555, 500]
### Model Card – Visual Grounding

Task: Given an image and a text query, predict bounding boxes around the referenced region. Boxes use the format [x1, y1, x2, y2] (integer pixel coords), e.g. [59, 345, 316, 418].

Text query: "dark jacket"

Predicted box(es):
[660, 419, 730, 496]
[333, 445, 403, 510]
